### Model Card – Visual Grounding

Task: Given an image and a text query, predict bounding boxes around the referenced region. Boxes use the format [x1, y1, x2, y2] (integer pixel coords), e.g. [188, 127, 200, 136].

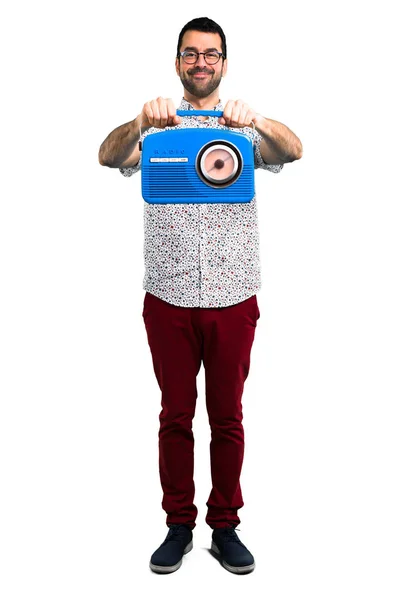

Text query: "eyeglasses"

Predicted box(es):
[178, 51, 225, 65]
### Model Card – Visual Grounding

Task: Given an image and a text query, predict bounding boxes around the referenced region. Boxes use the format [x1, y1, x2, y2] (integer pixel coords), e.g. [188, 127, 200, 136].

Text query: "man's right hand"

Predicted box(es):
[140, 97, 181, 129]
[99, 97, 181, 168]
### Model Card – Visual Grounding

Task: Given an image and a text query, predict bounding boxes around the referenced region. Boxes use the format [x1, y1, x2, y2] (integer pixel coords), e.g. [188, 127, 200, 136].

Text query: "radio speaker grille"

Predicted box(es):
[143, 165, 253, 199]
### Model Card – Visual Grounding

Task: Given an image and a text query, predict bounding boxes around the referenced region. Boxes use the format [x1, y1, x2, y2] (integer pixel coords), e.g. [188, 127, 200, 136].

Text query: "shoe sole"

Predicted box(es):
[149, 540, 193, 574]
[211, 541, 255, 574]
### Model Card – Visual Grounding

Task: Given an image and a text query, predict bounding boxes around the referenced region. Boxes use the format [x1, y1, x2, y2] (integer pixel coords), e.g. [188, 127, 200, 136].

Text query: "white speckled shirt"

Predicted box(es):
[120, 98, 283, 308]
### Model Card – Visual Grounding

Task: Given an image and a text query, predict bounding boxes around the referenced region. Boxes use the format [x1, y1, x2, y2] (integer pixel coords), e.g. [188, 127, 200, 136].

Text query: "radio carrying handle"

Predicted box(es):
[176, 110, 223, 117]
[138, 110, 255, 151]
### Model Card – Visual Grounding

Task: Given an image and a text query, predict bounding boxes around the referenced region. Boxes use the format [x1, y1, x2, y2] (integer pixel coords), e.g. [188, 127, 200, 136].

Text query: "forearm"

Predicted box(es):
[98, 115, 143, 167]
[255, 116, 303, 162]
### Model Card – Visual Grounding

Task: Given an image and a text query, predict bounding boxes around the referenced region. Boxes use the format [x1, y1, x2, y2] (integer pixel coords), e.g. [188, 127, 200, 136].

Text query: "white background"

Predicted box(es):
[1, 0, 399, 598]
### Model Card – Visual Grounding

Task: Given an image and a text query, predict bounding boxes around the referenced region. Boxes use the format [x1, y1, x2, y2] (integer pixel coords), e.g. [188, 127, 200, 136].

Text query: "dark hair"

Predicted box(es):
[176, 17, 227, 59]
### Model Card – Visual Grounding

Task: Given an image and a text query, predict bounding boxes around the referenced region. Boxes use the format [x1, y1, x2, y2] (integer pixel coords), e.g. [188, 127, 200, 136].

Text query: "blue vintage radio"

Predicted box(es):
[141, 110, 255, 204]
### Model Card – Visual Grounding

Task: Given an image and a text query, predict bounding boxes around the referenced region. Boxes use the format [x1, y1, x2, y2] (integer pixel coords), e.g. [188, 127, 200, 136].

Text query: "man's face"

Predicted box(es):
[175, 30, 227, 99]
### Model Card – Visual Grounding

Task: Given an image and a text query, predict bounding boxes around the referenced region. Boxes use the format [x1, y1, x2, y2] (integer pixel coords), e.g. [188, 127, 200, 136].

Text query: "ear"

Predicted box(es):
[222, 57, 228, 77]
[175, 57, 180, 77]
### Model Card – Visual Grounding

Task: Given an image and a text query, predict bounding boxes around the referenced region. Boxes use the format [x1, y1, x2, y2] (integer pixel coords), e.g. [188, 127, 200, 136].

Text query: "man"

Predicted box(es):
[98, 16, 302, 575]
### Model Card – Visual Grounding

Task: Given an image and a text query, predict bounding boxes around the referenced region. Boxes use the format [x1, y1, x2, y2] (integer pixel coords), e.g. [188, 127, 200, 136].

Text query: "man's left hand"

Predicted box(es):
[218, 100, 258, 128]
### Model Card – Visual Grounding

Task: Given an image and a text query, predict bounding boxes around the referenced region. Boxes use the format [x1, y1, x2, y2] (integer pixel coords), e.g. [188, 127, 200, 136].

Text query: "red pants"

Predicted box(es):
[142, 291, 260, 529]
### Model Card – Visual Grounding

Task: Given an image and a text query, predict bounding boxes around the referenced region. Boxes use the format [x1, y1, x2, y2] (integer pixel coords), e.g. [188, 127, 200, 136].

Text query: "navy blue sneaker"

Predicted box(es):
[149, 524, 193, 574]
[211, 526, 255, 574]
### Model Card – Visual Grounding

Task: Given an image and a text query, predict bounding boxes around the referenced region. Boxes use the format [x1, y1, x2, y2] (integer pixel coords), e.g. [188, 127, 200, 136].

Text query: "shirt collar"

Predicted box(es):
[179, 98, 223, 112]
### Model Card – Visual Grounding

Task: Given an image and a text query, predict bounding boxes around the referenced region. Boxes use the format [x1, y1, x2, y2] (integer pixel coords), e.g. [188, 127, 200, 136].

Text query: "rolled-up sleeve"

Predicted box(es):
[119, 126, 162, 177]
[252, 129, 283, 173]
[119, 154, 141, 177]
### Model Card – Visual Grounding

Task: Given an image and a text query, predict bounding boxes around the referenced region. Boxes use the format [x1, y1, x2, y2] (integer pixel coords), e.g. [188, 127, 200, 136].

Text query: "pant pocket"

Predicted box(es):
[142, 292, 149, 319]
[254, 295, 260, 321]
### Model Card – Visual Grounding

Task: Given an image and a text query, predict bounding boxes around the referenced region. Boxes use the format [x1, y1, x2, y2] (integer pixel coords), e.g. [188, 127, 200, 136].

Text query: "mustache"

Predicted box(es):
[187, 67, 214, 75]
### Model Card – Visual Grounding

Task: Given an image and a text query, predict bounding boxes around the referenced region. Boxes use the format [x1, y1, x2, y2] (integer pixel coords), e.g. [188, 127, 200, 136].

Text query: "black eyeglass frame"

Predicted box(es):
[178, 51, 226, 65]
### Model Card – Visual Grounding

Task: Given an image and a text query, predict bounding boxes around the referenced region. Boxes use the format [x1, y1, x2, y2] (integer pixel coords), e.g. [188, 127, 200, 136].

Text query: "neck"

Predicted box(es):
[183, 88, 221, 110]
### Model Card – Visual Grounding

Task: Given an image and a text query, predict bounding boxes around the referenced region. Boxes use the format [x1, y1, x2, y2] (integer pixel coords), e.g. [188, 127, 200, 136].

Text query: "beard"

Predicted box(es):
[179, 67, 223, 99]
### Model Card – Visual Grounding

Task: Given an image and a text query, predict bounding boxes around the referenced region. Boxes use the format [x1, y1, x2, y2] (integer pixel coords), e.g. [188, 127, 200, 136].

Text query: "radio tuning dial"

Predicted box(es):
[197, 141, 243, 188]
